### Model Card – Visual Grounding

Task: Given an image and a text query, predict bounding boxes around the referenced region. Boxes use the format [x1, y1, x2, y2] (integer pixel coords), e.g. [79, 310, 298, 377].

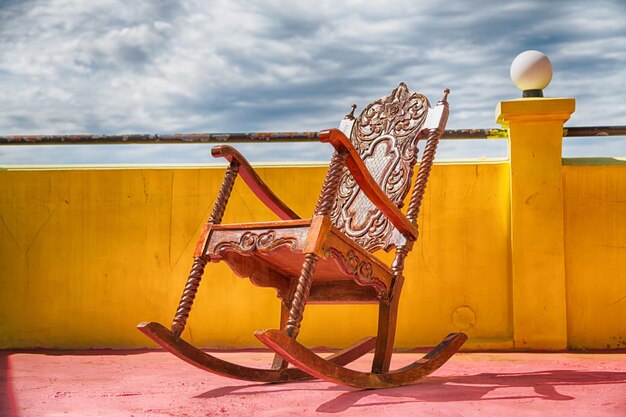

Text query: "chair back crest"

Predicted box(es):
[331, 83, 429, 252]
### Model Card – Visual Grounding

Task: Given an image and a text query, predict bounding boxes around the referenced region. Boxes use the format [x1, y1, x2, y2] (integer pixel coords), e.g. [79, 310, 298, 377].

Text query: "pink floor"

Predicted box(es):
[1, 350, 625, 416]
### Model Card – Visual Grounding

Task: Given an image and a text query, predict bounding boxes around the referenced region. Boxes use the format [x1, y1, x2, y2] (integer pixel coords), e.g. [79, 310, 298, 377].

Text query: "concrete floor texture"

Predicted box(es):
[1, 350, 625, 417]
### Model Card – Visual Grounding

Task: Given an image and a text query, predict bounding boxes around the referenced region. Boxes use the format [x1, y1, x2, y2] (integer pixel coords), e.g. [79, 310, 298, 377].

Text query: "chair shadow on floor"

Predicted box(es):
[196, 369, 626, 413]
[316, 369, 626, 413]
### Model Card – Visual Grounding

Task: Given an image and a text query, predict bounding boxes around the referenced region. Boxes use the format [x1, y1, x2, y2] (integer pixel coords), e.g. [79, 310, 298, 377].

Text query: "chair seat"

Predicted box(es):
[203, 219, 393, 303]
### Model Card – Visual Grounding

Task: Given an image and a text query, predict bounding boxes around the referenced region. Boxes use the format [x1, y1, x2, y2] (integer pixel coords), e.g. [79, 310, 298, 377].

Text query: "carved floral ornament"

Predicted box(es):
[214, 231, 299, 255]
[356, 82, 428, 142]
[327, 247, 387, 299]
[332, 83, 429, 253]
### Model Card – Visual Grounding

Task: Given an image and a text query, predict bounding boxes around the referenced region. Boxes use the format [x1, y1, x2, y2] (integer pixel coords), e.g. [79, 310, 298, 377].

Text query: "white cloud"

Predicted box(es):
[0, 0, 624, 163]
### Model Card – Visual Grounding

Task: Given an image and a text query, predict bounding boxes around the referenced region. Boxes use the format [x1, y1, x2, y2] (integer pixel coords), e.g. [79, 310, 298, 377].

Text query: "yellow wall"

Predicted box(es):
[0, 159, 624, 351]
[563, 162, 626, 349]
[0, 162, 514, 349]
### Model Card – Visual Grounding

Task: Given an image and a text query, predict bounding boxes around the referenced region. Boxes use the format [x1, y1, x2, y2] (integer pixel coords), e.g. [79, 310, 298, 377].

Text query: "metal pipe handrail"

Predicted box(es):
[0, 126, 624, 145]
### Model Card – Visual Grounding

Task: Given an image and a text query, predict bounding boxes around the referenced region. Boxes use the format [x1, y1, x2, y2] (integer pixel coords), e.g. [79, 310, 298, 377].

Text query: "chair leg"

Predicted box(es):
[285, 253, 319, 338]
[171, 256, 208, 337]
[168, 161, 239, 337]
[271, 302, 291, 370]
[371, 276, 404, 374]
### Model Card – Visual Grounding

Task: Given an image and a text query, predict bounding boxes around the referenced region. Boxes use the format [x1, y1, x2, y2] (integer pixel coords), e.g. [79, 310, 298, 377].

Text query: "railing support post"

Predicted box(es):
[496, 97, 575, 350]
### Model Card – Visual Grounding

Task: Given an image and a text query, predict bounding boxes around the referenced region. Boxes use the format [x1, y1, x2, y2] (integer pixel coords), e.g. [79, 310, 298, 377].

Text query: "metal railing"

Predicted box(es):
[0, 126, 624, 145]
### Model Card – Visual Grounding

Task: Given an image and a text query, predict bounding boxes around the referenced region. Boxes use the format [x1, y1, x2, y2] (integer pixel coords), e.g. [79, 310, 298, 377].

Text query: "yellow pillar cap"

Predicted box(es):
[496, 97, 576, 126]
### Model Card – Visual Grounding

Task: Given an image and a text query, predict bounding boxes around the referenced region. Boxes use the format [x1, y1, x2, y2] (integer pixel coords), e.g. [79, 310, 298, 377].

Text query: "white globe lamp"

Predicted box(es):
[510, 50, 553, 97]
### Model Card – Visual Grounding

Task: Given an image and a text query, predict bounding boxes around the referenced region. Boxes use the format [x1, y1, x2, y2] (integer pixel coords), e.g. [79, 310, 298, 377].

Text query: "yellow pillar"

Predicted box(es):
[496, 98, 575, 350]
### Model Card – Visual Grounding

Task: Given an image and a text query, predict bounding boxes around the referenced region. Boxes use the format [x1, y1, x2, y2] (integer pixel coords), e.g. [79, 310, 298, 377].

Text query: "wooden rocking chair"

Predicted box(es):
[138, 83, 467, 389]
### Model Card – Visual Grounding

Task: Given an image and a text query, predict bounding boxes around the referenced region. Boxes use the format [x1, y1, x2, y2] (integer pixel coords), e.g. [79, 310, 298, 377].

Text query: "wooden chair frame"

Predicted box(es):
[139, 83, 467, 389]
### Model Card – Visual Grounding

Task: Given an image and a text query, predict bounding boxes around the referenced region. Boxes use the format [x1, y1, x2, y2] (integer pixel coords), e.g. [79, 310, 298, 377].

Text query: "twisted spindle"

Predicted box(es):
[285, 149, 348, 338]
[406, 130, 440, 223]
[170, 162, 239, 337]
[171, 256, 208, 337]
[285, 253, 318, 337]
[209, 163, 239, 223]
[314, 149, 348, 216]
[406, 89, 448, 223]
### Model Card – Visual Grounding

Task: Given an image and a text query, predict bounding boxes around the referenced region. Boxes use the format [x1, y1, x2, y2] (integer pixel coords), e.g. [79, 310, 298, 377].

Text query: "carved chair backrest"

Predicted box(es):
[330, 83, 430, 252]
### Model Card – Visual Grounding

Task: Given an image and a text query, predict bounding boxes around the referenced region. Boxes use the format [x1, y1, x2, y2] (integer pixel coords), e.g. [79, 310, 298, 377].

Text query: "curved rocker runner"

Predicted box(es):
[256, 330, 468, 389]
[138, 83, 467, 389]
[138, 322, 378, 383]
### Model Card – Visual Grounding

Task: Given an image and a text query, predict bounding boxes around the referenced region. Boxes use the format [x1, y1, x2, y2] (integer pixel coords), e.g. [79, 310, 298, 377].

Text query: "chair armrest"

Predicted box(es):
[211, 145, 300, 220]
[318, 129, 418, 240]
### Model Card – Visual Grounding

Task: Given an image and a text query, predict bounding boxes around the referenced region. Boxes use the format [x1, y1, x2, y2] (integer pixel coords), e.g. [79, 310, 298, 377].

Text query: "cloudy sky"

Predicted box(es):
[0, 0, 624, 164]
